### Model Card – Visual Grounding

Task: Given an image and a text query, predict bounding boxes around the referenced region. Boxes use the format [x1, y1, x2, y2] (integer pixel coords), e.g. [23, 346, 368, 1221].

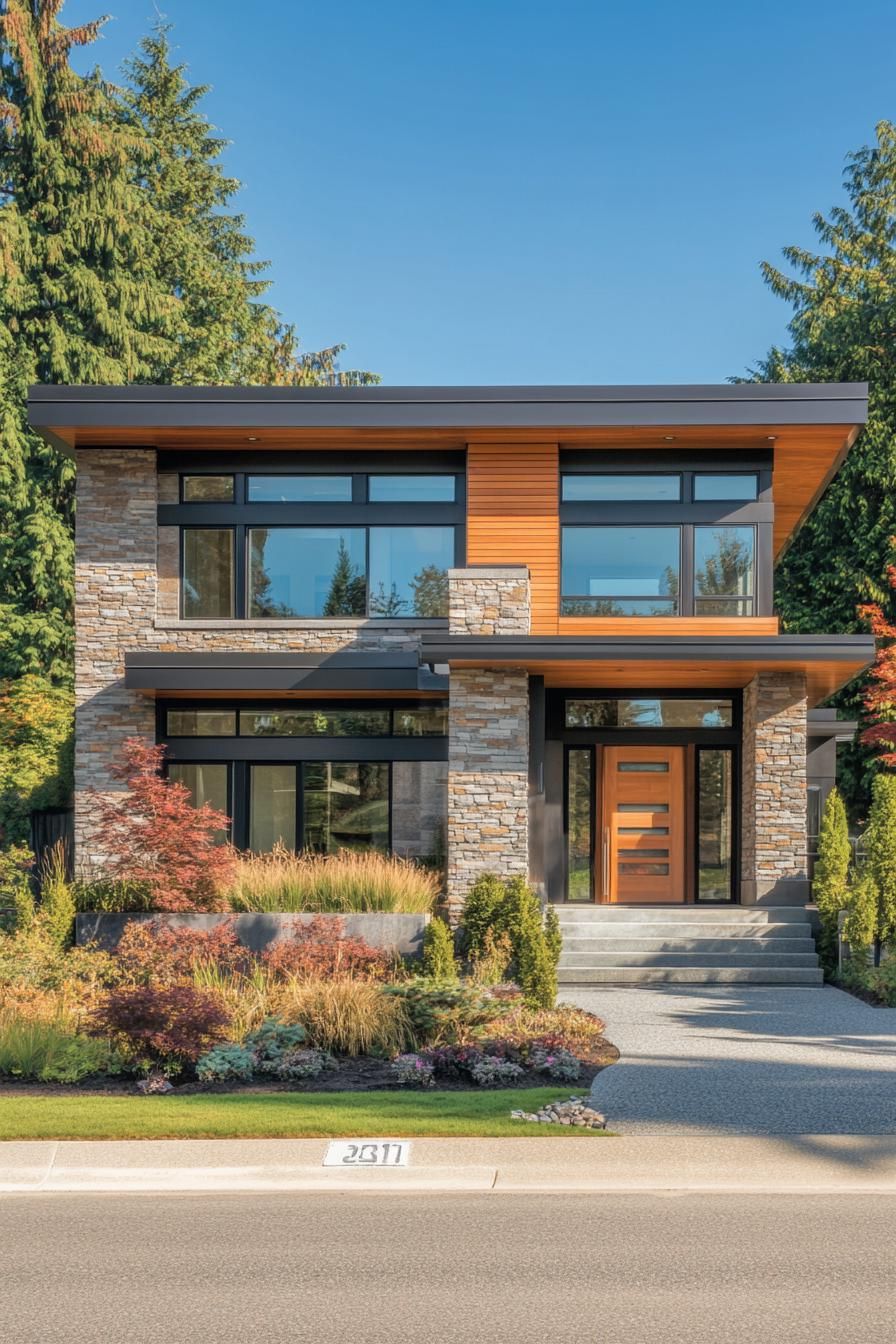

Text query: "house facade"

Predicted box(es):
[29, 382, 874, 925]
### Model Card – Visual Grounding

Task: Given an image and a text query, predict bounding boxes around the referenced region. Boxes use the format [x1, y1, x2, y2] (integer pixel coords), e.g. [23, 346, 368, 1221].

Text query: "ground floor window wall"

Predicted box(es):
[169, 758, 447, 865]
[552, 693, 740, 904]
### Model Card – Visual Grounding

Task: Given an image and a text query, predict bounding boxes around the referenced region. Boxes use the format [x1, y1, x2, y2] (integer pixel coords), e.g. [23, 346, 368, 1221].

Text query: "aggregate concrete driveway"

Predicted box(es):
[564, 985, 896, 1135]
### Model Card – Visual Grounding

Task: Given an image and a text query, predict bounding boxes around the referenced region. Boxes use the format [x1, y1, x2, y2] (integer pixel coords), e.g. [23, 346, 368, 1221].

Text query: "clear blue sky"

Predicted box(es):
[67, 0, 896, 385]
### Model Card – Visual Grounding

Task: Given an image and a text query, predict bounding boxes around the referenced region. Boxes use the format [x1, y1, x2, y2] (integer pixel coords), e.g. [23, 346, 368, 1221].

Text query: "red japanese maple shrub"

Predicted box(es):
[87, 740, 237, 911]
[115, 918, 251, 985]
[91, 984, 231, 1071]
[261, 916, 390, 981]
[860, 545, 896, 769]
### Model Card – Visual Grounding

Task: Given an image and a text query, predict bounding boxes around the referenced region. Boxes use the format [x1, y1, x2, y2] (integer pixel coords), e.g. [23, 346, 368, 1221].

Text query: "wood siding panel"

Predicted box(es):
[559, 616, 780, 637]
[466, 442, 559, 634]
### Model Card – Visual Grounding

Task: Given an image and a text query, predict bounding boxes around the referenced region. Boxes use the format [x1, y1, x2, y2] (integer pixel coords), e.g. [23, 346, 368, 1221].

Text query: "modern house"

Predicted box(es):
[28, 382, 875, 984]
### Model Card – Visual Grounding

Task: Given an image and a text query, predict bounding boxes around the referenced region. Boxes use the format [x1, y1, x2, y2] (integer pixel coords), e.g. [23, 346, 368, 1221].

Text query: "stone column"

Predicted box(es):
[74, 449, 158, 873]
[445, 567, 531, 920]
[740, 672, 809, 905]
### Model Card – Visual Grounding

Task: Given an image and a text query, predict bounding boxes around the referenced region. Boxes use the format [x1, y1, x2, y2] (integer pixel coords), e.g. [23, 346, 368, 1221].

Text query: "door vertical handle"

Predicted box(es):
[601, 827, 610, 899]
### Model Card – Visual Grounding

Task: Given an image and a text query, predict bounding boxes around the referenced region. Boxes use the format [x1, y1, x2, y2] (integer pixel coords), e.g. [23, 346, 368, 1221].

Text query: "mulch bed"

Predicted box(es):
[0, 1038, 619, 1098]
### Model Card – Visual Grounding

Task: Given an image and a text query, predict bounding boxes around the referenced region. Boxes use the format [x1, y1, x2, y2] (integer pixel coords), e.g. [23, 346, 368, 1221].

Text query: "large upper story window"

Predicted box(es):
[561, 526, 680, 616]
[559, 456, 769, 618]
[172, 462, 463, 620]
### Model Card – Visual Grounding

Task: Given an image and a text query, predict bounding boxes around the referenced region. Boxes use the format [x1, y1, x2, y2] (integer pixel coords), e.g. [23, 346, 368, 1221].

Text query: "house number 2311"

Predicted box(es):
[323, 1140, 410, 1167]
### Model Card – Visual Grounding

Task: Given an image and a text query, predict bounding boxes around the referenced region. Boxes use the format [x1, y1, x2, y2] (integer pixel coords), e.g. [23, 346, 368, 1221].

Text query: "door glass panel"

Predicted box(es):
[168, 763, 229, 843]
[182, 529, 234, 618]
[562, 474, 681, 502]
[619, 826, 669, 835]
[248, 527, 366, 618]
[302, 762, 389, 853]
[697, 748, 733, 901]
[566, 749, 593, 901]
[250, 765, 296, 851]
[620, 862, 669, 875]
[618, 802, 669, 813]
[618, 761, 669, 773]
[619, 848, 669, 858]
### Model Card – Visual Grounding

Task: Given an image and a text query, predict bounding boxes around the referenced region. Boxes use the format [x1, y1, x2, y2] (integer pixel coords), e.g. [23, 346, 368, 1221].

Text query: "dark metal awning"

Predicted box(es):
[124, 650, 448, 695]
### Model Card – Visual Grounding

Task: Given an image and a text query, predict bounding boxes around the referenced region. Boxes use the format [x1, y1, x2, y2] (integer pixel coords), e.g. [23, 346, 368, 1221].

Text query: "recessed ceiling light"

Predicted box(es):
[663, 435, 675, 442]
[767, 435, 777, 441]
[247, 436, 258, 442]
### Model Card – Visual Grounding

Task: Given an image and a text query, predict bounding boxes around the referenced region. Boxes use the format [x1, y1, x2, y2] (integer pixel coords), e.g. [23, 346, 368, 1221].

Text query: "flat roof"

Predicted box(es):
[28, 381, 868, 437]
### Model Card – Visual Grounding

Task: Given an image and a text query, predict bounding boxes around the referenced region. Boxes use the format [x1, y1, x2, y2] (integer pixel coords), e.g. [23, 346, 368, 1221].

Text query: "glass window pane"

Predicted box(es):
[168, 763, 229, 842]
[247, 476, 352, 502]
[248, 528, 366, 618]
[562, 474, 681, 502]
[697, 749, 733, 901]
[182, 475, 234, 502]
[695, 598, 754, 617]
[391, 760, 447, 865]
[694, 474, 759, 501]
[567, 749, 593, 901]
[250, 765, 296, 852]
[694, 527, 754, 601]
[561, 527, 680, 615]
[368, 527, 453, 617]
[182, 529, 234, 619]
[240, 708, 390, 736]
[392, 705, 448, 736]
[302, 762, 389, 854]
[565, 698, 733, 728]
[618, 761, 669, 773]
[166, 709, 236, 736]
[369, 476, 456, 502]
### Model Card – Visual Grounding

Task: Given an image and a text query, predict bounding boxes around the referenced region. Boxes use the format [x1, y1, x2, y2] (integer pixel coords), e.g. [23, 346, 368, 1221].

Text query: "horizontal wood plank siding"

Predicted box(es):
[558, 616, 780, 637]
[466, 442, 559, 634]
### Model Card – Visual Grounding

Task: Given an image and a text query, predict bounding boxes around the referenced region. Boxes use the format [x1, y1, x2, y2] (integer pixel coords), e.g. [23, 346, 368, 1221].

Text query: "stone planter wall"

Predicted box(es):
[75, 911, 430, 958]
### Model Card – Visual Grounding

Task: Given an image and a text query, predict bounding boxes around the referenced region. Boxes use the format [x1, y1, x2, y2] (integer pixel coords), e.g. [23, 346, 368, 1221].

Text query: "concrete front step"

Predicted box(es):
[560, 936, 816, 955]
[558, 951, 820, 969]
[558, 966, 825, 986]
[554, 905, 810, 923]
[556, 923, 812, 941]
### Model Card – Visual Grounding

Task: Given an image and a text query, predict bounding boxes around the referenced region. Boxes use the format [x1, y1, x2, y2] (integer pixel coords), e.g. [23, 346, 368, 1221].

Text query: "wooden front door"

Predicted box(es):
[600, 746, 685, 903]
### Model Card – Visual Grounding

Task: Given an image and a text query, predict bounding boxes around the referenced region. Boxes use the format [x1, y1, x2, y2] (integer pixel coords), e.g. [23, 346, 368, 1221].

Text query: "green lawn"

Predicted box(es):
[0, 1089, 613, 1141]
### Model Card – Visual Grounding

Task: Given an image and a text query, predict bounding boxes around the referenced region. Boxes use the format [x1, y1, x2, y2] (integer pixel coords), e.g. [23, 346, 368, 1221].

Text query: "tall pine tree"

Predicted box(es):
[752, 121, 896, 812]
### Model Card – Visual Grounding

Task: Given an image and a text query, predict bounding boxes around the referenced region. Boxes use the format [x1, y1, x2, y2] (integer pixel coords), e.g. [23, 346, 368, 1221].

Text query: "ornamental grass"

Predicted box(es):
[270, 978, 412, 1057]
[225, 847, 439, 915]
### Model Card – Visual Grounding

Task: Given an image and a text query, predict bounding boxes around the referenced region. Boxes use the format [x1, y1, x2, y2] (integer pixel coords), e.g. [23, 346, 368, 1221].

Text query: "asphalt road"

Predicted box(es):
[3, 1192, 894, 1343]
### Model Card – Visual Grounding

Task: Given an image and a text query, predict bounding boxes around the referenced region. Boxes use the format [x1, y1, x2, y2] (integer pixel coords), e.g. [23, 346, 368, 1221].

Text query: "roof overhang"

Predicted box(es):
[419, 633, 875, 707]
[125, 650, 449, 696]
[27, 381, 868, 560]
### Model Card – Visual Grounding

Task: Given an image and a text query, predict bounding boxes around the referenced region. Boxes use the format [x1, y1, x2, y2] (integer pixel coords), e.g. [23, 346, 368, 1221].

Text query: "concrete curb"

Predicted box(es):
[4, 1136, 896, 1195]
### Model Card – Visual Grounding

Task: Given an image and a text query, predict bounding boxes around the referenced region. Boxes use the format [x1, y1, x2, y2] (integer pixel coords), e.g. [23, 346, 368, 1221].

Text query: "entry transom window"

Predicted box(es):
[561, 526, 680, 616]
[248, 476, 353, 503]
[566, 698, 733, 729]
[694, 473, 759, 501]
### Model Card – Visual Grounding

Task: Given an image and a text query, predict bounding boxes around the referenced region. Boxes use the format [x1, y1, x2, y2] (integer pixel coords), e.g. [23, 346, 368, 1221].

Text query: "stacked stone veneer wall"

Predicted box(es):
[740, 671, 809, 905]
[74, 450, 427, 871]
[445, 567, 531, 919]
[447, 566, 530, 636]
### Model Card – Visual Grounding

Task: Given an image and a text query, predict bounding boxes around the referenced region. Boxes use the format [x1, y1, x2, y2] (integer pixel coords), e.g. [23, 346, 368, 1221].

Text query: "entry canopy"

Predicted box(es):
[419, 633, 876, 707]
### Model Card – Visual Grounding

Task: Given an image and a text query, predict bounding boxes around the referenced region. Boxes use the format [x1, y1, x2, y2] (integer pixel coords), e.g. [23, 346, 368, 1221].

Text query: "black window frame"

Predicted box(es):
[558, 449, 773, 618]
[560, 522, 683, 617]
[161, 452, 465, 621]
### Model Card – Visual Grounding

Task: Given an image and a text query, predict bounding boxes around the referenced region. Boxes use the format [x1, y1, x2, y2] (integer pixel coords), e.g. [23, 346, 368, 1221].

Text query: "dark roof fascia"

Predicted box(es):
[27, 382, 869, 437]
[418, 633, 876, 666]
[123, 649, 447, 694]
